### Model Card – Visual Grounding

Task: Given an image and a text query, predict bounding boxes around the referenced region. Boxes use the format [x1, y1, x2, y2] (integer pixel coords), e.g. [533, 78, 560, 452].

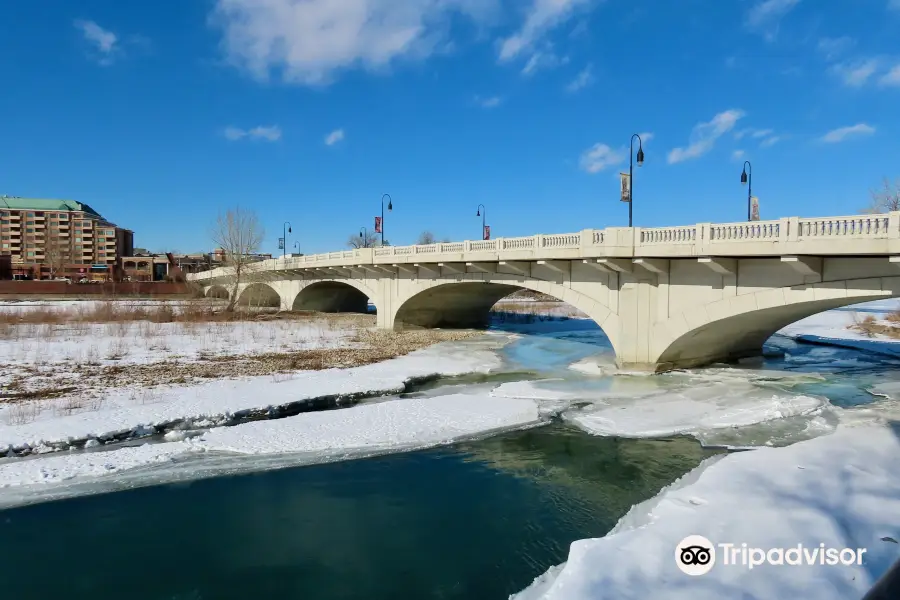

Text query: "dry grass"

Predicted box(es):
[0, 307, 483, 421]
[0, 299, 237, 326]
[850, 311, 900, 339]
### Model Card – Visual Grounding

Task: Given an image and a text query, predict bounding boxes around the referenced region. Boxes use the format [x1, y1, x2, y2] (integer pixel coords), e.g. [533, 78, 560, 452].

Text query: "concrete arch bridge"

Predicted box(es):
[191, 213, 900, 372]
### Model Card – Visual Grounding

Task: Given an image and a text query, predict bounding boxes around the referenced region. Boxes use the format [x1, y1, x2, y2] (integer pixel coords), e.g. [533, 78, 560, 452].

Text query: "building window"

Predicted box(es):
[59, 214, 68, 220]
[27, 251, 35, 257]
[26, 212, 34, 217]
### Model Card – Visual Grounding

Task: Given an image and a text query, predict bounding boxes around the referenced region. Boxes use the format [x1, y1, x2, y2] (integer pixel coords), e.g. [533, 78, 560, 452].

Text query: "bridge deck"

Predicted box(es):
[189, 213, 900, 282]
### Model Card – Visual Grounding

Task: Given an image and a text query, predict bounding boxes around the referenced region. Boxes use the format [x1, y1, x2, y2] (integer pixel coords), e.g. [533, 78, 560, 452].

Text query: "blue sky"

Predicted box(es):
[1, 0, 898, 255]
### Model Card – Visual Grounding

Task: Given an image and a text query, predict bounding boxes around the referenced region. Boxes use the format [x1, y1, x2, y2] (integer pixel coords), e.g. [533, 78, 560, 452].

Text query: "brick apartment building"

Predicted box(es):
[0, 196, 134, 281]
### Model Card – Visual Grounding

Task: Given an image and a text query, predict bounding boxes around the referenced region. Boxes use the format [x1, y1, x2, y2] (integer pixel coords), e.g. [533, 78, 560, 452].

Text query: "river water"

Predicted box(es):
[1, 314, 898, 599]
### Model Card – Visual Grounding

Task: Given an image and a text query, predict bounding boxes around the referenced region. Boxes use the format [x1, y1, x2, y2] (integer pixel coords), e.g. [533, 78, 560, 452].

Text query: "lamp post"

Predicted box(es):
[282, 221, 292, 258]
[629, 134, 645, 228]
[476, 204, 486, 240]
[359, 227, 368, 248]
[293, 242, 300, 255]
[380, 194, 392, 246]
[740, 161, 752, 221]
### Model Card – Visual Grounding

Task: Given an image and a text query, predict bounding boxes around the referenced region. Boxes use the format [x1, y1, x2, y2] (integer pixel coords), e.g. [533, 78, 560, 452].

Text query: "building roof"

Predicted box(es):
[0, 196, 104, 219]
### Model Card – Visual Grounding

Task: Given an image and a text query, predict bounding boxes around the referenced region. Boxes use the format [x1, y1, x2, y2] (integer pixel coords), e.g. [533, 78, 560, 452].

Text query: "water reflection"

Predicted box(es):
[0, 425, 715, 600]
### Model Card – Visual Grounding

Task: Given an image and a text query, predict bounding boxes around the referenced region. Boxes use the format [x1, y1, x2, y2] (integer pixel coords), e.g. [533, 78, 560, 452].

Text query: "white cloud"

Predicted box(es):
[831, 59, 880, 87]
[745, 0, 800, 29]
[879, 64, 900, 86]
[520, 48, 568, 76]
[498, 0, 591, 62]
[74, 20, 118, 65]
[732, 150, 746, 161]
[474, 95, 502, 108]
[759, 135, 781, 147]
[890, 0, 900, 10]
[211, 0, 502, 85]
[819, 123, 875, 143]
[223, 125, 282, 141]
[816, 36, 854, 60]
[565, 64, 593, 93]
[667, 109, 745, 164]
[579, 144, 624, 174]
[579, 132, 652, 174]
[325, 129, 345, 145]
[735, 127, 773, 140]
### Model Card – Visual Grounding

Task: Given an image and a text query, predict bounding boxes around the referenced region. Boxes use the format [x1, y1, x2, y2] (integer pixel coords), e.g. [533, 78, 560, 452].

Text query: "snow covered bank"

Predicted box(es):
[0, 340, 506, 453]
[0, 392, 542, 504]
[514, 424, 900, 600]
[777, 306, 900, 357]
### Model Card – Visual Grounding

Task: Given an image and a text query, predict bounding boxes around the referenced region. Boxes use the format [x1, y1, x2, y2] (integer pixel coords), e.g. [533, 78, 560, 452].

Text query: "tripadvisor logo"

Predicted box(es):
[676, 535, 715, 576]
[675, 535, 868, 575]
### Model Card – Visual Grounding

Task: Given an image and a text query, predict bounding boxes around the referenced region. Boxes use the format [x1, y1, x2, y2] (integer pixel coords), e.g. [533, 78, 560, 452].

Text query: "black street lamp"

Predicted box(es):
[741, 161, 752, 221]
[381, 194, 393, 246]
[476, 204, 486, 240]
[359, 227, 368, 248]
[282, 221, 292, 258]
[629, 134, 645, 228]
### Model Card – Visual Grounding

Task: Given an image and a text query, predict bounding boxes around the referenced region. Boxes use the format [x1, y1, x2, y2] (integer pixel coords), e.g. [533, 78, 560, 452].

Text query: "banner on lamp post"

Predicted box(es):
[278, 237, 285, 250]
[619, 172, 631, 203]
[750, 196, 760, 221]
[374, 216, 383, 233]
[483, 225, 491, 240]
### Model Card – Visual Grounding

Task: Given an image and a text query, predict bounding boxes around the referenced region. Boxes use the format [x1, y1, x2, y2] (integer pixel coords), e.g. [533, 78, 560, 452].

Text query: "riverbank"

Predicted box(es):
[0, 299, 482, 421]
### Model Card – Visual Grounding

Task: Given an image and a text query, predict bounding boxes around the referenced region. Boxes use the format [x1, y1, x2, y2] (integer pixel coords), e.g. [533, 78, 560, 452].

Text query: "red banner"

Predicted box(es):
[375, 216, 383, 233]
[483, 225, 490, 240]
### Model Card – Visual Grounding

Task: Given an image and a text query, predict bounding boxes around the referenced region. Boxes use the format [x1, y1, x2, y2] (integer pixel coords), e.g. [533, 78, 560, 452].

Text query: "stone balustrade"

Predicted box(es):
[189, 212, 900, 282]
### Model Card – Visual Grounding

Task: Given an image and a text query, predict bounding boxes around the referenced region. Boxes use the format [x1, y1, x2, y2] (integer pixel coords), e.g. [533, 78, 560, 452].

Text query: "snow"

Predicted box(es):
[568, 388, 826, 439]
[0, 393, 540, 493]
[0, 341, 503, 453]
[0, 319, 354, 367]
[194, 393, 540, 455]
[513, 424, 900, 600]
[0, 442, 191, 487]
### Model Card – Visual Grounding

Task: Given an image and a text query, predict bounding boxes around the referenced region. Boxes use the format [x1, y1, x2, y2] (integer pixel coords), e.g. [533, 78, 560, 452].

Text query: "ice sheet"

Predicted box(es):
[0, 393, 541, 493]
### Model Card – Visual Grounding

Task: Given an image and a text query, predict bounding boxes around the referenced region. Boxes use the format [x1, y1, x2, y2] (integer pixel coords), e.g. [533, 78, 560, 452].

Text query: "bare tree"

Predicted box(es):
[863, 178, 900, 214]
[43, 237, 69, 279]
[348, 230, 380, 249]
[210, 207, 265, 312]
[416, 230, 437, 245]
[440, 237, 452, 243]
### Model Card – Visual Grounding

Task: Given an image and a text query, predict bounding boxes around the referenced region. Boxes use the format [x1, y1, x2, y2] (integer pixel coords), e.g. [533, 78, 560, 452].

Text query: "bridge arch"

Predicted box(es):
[292, 280, 377, 313]
[653, 278, 900, 370]
[237, 282, 281, 308]
[392, 278, 620, 354]
[205, 284, 230, 300]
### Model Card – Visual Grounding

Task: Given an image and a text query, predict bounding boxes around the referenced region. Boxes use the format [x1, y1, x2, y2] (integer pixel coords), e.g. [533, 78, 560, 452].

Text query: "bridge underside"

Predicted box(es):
[293, 281, 370, 313]
[653, 297, 874, 371]
[394, 282, 521, 330]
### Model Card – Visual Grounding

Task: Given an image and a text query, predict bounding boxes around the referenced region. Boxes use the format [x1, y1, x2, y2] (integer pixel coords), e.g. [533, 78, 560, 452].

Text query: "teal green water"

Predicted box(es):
[0, 425, 718, 600]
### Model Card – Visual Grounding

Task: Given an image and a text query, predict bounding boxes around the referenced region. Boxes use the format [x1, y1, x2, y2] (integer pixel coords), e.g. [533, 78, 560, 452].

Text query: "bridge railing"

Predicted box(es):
[187, 212, 900, 281]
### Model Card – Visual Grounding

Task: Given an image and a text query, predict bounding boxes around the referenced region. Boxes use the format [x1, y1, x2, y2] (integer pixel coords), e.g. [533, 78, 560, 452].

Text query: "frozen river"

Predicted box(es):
[1, 307, 899, 599]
